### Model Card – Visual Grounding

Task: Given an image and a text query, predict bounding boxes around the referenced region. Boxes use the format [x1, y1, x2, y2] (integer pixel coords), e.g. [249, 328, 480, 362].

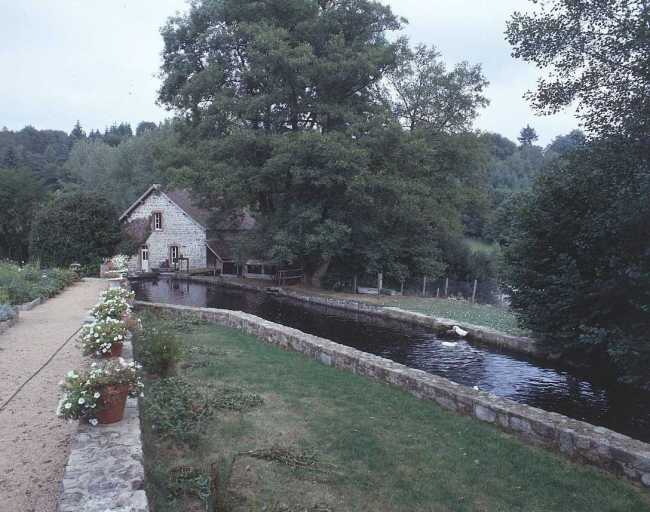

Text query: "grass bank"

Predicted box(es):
[0, 261, 77, 306]
[375, 296, 527, 336]
[136, 312, 648, 512]
[290, 282, 527, 336]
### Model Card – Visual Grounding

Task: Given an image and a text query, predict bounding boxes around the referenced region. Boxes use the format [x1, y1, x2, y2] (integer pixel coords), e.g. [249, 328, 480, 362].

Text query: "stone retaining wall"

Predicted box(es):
[59, 284, 148, 512]
[185, 276, 543, 357]
[136, 300, 650, 490]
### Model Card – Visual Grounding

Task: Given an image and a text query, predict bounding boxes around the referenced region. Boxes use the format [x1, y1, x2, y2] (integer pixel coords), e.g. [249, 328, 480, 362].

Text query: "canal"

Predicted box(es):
[132, 276, 650, 443]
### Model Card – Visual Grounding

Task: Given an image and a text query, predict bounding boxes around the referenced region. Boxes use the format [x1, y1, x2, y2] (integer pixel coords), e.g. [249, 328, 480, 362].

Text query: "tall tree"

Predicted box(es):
[158, 0, 408, 285]
[506, 0, 650, 140]
[2, 146, 18, 168]
[0, 168, 43, 261]
[505, 142, 650, 385]
[387, 44, 489, 132]
[517, 124, 538, 146]
[506, 0, 650, 384]
[70, 120, 86, 143]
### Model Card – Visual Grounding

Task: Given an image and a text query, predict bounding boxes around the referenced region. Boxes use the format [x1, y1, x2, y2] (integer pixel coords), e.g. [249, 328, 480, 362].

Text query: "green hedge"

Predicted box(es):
[0, 262, 77, 305]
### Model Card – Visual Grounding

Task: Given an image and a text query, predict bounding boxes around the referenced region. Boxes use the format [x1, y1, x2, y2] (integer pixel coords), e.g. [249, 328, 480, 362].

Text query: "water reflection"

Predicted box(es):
[132, 277, 650, 442]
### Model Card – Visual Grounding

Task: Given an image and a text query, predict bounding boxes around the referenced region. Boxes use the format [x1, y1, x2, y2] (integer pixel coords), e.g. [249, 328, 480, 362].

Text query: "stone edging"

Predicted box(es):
[17, 296, 44, 311]
[0, 314, 19, 335]
[59, 287, 148, 511]
[184, 276, 542, 357]
[135, 300, 650, 490]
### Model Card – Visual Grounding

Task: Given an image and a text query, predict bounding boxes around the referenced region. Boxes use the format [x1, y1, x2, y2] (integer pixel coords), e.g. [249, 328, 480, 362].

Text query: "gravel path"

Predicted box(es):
[0, 278, 107, 512]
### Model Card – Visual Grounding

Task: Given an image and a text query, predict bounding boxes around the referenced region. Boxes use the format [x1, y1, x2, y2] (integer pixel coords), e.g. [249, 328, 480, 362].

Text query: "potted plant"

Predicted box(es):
[80, 318, 128, 357]
[91, 294, 132, 321]
[100, 287, 135, 303]
[57, 359, 143, 425]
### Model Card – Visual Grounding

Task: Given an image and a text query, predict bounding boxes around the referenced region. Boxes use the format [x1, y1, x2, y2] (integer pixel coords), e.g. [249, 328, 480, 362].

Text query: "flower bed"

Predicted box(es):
[0, 261, 77, 305]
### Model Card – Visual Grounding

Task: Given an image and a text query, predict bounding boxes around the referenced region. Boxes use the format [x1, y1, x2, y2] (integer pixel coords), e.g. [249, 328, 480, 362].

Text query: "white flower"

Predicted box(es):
[65, 402, 72, 409]
[94, 392, 101, 399]
[89, 418, 98, 426]
[78, 398, 85, 405]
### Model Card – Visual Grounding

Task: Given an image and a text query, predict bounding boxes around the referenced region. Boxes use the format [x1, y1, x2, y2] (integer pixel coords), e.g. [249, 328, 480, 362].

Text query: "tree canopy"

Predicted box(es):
[506, 0, 650, 141]
[505, 141, 650, 385]
[388, 44, 489, 133]
[158, 0, 490, 286]
[29, 189, 122, 267]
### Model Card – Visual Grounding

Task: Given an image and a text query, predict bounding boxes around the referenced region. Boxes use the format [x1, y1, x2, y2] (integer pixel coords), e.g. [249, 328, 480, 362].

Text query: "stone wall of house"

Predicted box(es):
[135, 301, 650, 490]
[125, 191, 207, 272]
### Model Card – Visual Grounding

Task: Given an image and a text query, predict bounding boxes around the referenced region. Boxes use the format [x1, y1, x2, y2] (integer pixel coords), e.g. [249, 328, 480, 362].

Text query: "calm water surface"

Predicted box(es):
[132, 277, 650, 443]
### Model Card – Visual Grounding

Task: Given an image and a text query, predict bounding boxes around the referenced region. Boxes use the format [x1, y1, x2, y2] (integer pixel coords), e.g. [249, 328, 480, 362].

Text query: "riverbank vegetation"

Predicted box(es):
[136, 311, 649, 511]
[503, 0, 650, 387]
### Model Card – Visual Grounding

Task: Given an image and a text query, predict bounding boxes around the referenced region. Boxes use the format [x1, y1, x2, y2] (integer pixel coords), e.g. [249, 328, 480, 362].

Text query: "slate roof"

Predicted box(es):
[120, 184, 255, 232]
[164, 188, 212, 228]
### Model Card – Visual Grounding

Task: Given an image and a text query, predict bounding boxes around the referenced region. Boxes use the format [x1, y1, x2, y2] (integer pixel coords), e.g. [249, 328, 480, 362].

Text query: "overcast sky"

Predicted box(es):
[0, 0, 578, 145]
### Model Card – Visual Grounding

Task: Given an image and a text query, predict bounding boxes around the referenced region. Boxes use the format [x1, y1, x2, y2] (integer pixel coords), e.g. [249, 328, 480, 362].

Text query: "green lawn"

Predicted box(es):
[137, 313, 649, 512]
[376, 296, 528, 336]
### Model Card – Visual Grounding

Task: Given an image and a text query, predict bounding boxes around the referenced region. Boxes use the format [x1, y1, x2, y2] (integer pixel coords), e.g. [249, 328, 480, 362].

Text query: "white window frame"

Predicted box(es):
[154, 212, 163, 231]
[170, 245, 179, 264]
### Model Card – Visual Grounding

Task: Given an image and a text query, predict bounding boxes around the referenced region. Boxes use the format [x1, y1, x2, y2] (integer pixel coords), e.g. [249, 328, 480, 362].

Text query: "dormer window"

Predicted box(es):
[154, 212, 163, 230]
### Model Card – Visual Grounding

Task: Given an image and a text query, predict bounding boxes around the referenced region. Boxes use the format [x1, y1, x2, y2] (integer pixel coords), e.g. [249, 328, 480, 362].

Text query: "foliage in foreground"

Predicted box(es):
[505, 142, 650, 386]
[0, 261, 76, 305]
[138, 314, 649, 512]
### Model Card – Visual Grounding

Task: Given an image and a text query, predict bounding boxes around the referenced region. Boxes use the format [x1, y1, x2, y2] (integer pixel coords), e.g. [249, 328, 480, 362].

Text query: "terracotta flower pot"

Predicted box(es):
[100, 342, 123, 358]
[95, 384, 129, 424]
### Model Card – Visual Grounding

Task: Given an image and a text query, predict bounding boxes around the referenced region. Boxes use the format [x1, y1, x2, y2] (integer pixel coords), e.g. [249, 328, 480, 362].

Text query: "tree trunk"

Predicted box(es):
[304, 257, 331, 288]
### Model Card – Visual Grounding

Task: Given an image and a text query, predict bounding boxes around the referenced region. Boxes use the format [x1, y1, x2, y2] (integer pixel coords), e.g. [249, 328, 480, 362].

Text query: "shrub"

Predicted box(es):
[137, 327, 183, 376]
[29, 189, 122, 267]
[56, 359, 143, 425]
[80, 318, 128, 356]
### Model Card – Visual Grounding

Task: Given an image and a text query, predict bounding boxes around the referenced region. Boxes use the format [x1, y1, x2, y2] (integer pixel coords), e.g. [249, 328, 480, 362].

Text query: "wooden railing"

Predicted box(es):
[274, 268, 304, 286]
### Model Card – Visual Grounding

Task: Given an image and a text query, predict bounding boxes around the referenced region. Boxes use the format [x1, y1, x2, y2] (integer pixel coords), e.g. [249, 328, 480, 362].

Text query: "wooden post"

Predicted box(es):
[377, 272, 383, 294]
[400, 279, 405, 295]
[422, 276, 427, 296]
[352, 274, 358, 293]
[436, 287, 439, 298]
[444, 277, 449, 297]
[472, 279, 478, 303]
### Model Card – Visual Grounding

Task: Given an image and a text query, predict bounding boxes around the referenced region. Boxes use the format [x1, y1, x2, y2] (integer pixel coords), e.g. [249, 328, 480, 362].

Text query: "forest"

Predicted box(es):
[0, 119, 581, 281]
